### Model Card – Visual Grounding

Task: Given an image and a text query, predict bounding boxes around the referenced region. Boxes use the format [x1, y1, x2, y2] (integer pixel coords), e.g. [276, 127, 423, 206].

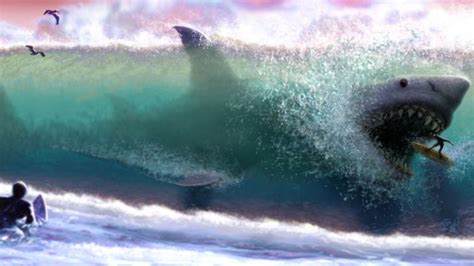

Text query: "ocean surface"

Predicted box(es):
[1, 2, 474, 264]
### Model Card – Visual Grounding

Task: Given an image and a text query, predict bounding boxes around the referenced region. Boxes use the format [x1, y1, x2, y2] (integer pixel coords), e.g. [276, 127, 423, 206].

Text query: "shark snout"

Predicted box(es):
[430, 76, 470, 110]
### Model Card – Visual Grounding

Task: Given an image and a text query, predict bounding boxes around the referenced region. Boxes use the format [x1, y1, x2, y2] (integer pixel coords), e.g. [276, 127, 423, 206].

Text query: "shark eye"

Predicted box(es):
[399, 78, 408, 88]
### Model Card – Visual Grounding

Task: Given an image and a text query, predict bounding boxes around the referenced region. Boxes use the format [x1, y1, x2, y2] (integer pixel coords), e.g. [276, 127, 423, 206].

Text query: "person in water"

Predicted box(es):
[0, 181, 34, 229]
[428, 133, 453, 158]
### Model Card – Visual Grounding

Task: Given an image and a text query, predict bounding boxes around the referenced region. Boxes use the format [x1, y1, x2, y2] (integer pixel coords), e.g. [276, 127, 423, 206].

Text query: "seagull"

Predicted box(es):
[25, 45, 45, 57]
[43, 10, 60, 25]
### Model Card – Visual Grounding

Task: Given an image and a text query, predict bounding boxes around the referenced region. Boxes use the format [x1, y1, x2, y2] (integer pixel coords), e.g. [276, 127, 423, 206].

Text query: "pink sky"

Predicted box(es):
[0, 0, 96, 28]
[0, 0, 290, 29]
[2, 0, 473, 30]
[1, 0, 473, 46]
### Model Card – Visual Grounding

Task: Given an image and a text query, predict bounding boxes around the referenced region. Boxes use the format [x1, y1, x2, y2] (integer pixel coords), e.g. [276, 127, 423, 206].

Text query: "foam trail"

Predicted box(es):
[1, 182, 473, 264]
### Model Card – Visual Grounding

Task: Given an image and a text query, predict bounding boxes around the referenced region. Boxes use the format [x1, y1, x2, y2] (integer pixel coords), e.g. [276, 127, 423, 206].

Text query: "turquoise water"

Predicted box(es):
[0, 39, 473, 264]
[1, 0, 474, 263]
[1, 40, 473, 229]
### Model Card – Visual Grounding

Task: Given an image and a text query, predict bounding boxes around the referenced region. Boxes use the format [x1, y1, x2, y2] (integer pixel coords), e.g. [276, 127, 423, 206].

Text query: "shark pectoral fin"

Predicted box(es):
[175, 174, 221, 187]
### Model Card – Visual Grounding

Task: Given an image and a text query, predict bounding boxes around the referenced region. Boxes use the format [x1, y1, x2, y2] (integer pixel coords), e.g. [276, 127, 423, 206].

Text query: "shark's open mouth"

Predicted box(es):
[358, 76, 469, 179]
[364, 104, 447, 177]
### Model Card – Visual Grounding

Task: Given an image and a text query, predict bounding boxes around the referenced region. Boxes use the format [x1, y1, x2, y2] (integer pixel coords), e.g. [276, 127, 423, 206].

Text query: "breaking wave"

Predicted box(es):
[1, 1, 473, 263]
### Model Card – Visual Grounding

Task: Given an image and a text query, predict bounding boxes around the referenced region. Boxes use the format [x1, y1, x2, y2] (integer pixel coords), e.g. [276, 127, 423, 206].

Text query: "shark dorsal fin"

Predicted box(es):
[173, 26, 212, 49]
[173, 26, 238, 93]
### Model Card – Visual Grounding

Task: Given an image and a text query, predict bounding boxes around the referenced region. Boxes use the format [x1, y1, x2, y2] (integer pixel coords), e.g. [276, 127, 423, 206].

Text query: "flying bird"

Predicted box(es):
[43, 10, 60, 25]
[25, 45, 46, 57]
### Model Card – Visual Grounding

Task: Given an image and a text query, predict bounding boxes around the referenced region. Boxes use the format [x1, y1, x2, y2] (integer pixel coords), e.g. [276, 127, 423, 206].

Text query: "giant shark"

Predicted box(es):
[0, 25, 470, 234]
[173, 25, 470, 181]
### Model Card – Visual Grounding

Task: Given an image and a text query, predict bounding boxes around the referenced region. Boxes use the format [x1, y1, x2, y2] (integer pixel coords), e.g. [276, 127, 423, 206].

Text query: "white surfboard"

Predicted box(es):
[33, 194, 48, 224]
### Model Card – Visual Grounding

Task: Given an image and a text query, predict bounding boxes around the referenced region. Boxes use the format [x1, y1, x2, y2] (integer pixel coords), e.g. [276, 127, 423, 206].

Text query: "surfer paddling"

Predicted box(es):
[0, 182, 34, 229]
[428, 133, 453, 158]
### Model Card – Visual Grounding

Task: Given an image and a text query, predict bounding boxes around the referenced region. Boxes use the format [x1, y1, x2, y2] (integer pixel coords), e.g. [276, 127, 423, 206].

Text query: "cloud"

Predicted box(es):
[1, 0, 473, 48]
[233, 0, 288, 10]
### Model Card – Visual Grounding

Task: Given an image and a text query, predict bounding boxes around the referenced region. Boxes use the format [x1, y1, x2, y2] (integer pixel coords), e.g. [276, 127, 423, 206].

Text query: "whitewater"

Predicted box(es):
[1, 0, 474, 265]
[0, 183, 473, 264]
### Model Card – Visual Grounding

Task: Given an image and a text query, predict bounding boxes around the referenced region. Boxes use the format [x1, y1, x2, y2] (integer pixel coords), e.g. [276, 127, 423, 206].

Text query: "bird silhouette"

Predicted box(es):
[25, 45, 45, 57]
[43, 10, 60, 25]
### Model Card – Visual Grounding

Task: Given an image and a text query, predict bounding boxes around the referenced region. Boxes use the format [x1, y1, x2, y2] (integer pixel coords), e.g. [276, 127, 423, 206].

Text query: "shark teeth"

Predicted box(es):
[424, 116, 432, 125]
[389, 155, 413, 177]
[370, 105, 446, 135]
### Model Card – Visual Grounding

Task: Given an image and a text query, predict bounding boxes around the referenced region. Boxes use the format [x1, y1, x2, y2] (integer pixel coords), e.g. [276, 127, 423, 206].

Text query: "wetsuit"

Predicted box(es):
[0, 196, 34, 229]
[429, 134, 453, 158]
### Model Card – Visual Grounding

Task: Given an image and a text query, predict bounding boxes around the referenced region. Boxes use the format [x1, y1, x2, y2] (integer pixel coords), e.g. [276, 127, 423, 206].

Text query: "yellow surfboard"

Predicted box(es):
[411, 142, 454, 167]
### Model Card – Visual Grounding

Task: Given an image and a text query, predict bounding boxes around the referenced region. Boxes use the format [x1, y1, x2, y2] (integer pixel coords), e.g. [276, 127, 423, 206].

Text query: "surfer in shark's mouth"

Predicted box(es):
[361, 76, 470, 178]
